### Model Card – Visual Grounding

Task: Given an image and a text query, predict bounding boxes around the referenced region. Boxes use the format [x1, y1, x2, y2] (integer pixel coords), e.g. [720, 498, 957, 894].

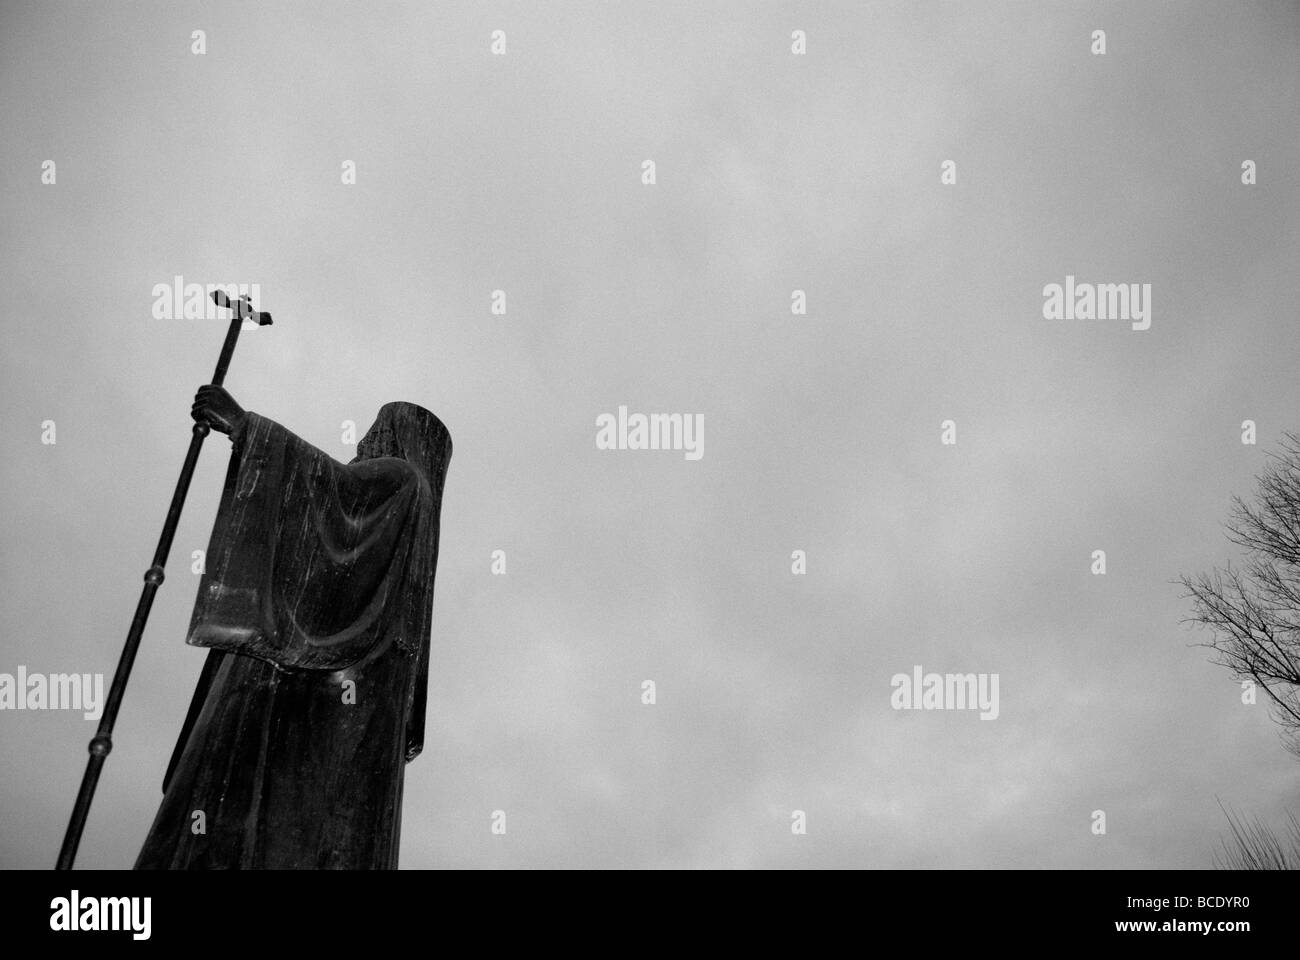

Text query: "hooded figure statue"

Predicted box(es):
[135, 388, 452, 869]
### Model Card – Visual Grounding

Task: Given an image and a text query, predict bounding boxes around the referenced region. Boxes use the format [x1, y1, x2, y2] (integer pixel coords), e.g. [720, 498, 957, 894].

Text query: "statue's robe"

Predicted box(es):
[135, 402, 451, 870]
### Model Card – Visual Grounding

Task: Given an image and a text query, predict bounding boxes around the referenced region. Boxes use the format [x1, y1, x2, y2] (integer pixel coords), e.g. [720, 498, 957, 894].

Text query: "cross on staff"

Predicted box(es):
[55, 289, 273, 870]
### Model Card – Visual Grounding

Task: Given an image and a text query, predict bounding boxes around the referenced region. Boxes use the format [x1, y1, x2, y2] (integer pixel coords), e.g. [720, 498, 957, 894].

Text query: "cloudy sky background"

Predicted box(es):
[2, 1, 1299, 868]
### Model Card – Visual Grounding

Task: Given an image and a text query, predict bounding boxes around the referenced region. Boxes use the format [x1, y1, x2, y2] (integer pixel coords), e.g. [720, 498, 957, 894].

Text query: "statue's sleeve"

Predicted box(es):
[186, 411, 423, 671]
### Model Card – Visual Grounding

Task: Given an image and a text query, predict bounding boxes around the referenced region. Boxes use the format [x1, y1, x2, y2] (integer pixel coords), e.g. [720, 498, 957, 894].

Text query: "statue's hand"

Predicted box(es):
[191, 384, 246, 436]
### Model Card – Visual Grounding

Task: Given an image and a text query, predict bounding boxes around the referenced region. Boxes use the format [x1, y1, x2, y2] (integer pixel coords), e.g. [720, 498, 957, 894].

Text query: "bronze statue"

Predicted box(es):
[134, 385, 452, 869]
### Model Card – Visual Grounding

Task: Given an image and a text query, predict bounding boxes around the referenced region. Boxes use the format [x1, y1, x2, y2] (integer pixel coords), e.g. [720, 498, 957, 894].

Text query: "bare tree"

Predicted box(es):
[1181, 432, 1300, 759]
[1214, 800, 1300, 870]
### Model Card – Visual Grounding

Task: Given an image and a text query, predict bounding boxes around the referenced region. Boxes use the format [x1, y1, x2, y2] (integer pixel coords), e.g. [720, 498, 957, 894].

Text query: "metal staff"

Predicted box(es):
[55, 290, 272, 870]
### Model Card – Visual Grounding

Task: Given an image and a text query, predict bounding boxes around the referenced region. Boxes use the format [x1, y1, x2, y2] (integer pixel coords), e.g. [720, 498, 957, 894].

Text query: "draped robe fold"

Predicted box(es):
[135, 404, 451, 870]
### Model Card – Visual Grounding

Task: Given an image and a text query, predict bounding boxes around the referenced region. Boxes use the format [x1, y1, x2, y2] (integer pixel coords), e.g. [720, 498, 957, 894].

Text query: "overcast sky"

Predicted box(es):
[2, 1, 1299, 869]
